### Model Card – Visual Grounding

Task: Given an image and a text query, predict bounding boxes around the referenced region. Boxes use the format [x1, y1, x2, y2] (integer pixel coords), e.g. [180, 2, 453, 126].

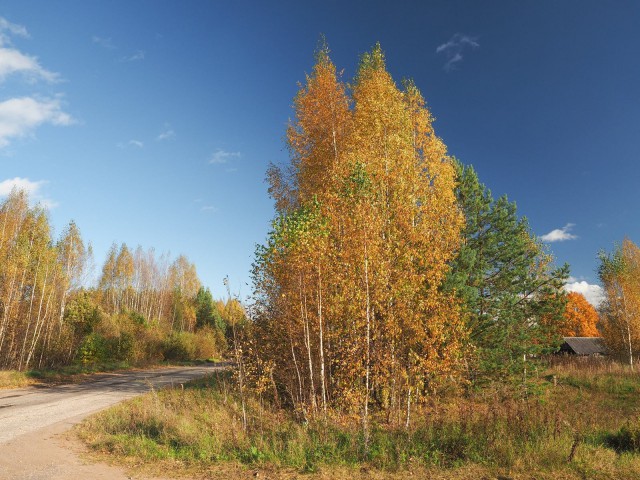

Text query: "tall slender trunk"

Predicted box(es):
[317, 261, 327, 415]
[405, 386, 412, 428]
[58, 233, 75, 327]
[363, 239, 372, 450]
[19, 252, 41, 370]
[0, 264, 18, 355]
[300, 273, 316, 412]
[26, 263, 51, 369]
[620, 290, 634, 369]
[8, 263, 29, 366]
[37, 281, 56, 369]
[289, 324, 304, 409]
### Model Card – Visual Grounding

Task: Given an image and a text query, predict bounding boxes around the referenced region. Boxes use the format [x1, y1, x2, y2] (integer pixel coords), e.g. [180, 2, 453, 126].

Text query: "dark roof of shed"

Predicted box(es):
[562, 337, 607, 355]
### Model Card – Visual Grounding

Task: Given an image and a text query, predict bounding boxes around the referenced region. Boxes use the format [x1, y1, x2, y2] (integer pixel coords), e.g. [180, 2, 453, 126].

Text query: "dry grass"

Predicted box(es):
[0, 370, 34, 389]
[77, 357, 640, 479]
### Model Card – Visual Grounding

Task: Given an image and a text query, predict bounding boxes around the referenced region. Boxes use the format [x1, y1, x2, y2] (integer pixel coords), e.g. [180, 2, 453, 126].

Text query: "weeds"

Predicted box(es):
[78, 357, 640, 478]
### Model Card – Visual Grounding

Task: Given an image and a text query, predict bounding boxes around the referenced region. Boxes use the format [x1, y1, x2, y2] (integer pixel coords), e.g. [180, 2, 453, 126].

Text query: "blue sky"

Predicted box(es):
[1, 1, 638, 305]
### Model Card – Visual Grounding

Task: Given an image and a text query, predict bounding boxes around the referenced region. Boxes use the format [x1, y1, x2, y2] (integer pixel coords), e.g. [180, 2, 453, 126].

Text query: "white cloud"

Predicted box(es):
[0, 17, 72, 149]
[92, 35, 115, 49]
[128, 139, 144, 148]
[436, 33, 479, 71]
[0, 176, 57, 209]
[209, 149, 241, 164]
[444, 53, 463, 71]
[0, 96, 73, 147]
[540, 223, 578, 242]
[156, 128, 175, 141]
[0, 176, 45, 196]
[122, 50, 145, 62]
[0, 17, 59, 84]
[0, 47, 59, 83]
[0, 17, 29, 46]
[201, 205, 218, 212]
[565, 280, 605, 308]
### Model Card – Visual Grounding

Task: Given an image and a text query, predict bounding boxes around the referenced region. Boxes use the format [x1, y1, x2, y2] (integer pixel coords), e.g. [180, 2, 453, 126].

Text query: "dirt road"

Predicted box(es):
[0, 364, 223, 479]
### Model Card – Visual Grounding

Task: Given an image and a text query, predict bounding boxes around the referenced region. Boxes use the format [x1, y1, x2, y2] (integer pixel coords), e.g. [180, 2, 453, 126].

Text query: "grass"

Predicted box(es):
[0, 369, 34, 389]
[77, 356, 640, 479]
[0, 361, 134, 388]
[0, 358, 223, 389]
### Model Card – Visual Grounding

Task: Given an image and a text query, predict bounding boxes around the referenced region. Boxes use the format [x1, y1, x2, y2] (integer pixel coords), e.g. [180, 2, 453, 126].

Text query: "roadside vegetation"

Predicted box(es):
[78, 357, 640, 479]
[0, 190, 235, 377]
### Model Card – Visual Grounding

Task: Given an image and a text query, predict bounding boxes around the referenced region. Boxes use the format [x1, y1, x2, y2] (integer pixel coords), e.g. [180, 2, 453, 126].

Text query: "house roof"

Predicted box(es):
[561, 337, 607, 355]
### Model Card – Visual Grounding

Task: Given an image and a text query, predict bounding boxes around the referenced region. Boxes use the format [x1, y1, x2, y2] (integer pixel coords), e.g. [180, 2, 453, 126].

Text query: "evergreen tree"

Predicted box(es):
[445, 161, 569, 385]
[195, 286, 225, 332]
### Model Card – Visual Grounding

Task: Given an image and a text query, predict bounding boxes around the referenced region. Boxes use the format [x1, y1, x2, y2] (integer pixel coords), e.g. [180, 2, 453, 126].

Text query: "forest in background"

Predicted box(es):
[0, 189, 233, 371]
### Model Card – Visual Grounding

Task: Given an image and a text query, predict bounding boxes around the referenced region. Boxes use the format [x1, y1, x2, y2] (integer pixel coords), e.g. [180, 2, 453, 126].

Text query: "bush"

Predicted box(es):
[605, 420, 640, 452]
[161, 329, 222, 362]
[162, 333, 197, 361]
[78, 332, 108, 364]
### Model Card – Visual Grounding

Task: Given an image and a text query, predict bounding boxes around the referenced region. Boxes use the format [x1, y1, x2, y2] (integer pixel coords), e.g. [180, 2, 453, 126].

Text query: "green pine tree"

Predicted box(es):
[195, 287, 225, 333]
[445, 160, 569, 387]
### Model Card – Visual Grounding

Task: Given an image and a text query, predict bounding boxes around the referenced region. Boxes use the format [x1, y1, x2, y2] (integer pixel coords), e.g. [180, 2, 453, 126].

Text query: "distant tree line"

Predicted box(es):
[0, 189, 232, 371]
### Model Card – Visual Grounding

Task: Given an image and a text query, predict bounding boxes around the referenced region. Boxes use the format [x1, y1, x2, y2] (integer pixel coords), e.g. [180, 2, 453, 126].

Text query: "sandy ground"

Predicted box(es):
[0, 365, 222, 480]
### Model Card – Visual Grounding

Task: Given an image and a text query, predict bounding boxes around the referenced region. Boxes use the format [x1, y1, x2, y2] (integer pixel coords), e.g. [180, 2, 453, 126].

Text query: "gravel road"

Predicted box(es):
[0, 364, 221, 444]
[0, 364, 224, 479]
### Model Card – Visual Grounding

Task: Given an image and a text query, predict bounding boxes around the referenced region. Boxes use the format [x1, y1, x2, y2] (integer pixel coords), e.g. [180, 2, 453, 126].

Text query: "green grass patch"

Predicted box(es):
[77, 359, 640, 478]
[25, 360, 133, 384]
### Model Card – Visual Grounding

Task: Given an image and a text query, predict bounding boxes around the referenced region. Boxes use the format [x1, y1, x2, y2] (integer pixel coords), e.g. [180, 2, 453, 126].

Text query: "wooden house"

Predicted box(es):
[559, 337, 607, 356]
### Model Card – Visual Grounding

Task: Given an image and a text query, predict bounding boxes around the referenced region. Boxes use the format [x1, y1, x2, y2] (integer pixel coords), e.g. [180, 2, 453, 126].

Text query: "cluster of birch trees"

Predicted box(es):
[249, 43, 569, 425]
[98, 244, 201, 332]
[0, 190, 90, 370]
[599, 238, 640, 366]
[0, 189, 225, 370]
[251, 44, 469, 424]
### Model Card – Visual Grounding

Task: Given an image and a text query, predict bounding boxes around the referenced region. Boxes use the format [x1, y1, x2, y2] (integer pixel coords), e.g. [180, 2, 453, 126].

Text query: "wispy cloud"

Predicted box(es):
[0, 47, 59, 83]
[92, 35, 115, 50]
[128, 139, 144, 148]
[0, 17, 29, 45]
[0, 17, 59, 84]
[209, 149, 241, 165]
[0, 18, 72, 149]
[122, 50, 145, 62]
[564, 280, 605, 308]
[201, 205, 218, 212]
[156, 127, 175, 141]
[0, 96, 73, 147]
[0, 176, 58, 209]
[540, 223, 578, 242]
[436, 33, 479, 71]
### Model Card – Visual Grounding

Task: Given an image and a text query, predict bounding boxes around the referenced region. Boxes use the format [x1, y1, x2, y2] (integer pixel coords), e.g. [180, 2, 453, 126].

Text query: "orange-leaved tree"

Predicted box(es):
[561, 291, 599, 337]
[598, 238, 640, 367]
[251, 42, 465, 430]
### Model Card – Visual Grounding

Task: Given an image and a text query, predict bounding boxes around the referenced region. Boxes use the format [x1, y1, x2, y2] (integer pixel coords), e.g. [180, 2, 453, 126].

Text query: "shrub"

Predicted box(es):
[78, 332, 108, 364]
[605, 420, 640, 452]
